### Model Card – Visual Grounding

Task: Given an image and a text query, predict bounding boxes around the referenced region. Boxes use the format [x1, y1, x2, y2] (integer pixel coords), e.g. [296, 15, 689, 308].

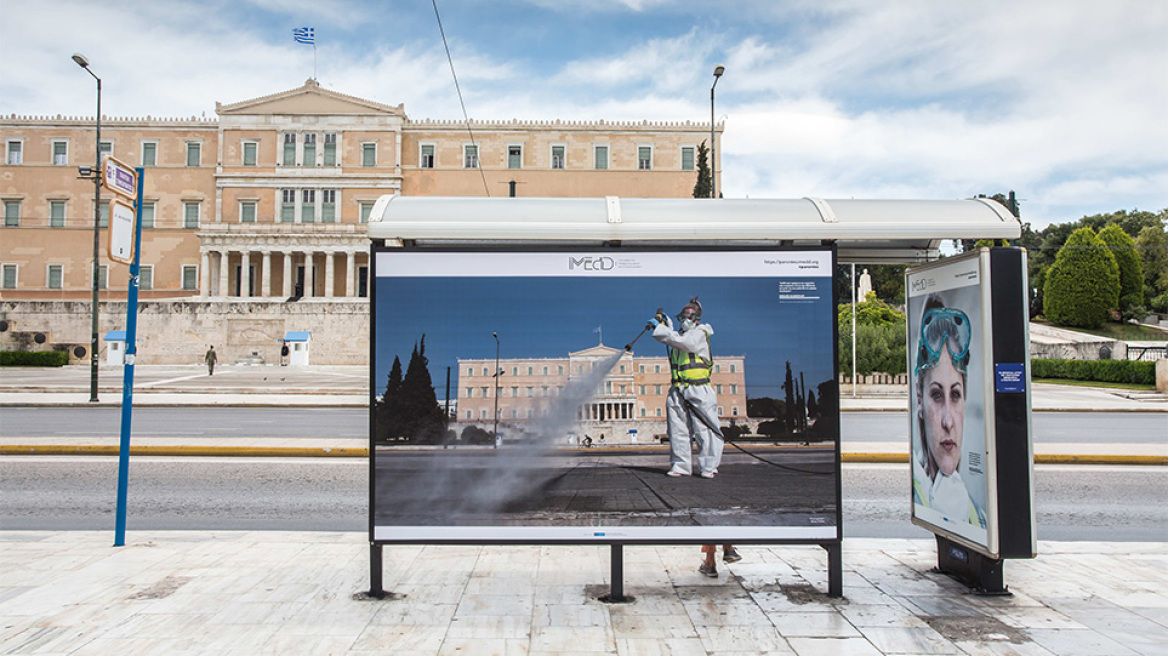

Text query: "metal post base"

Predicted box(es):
[369, 542, 386, 599]
[598, 544, 634, 604]
[935, 535, 1011, 595]
[822, 542, 843, 598]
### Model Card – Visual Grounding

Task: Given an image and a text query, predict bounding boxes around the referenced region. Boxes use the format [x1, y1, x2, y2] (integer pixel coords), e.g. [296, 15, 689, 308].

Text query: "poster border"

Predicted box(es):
[368, 243, 843, 547]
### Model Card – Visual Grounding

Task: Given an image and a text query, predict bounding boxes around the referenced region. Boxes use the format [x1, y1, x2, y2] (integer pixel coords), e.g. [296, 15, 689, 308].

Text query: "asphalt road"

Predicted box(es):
[1, 407, 1164, 444]
[3, 458, 1165, 541]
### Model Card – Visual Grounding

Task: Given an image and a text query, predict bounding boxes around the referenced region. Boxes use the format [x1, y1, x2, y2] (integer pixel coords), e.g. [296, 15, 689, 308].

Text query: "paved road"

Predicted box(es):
[2, 407, 1163, 444]
[4, 457, 1166, 541]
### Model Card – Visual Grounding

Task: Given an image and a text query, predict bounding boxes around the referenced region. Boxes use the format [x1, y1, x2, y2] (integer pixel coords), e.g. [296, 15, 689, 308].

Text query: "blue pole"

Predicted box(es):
[113, 167, 145, 547]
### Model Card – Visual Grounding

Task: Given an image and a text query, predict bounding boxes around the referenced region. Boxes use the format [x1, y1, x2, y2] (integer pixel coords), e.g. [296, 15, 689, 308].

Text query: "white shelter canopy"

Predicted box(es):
[367, 196, 1021, 264]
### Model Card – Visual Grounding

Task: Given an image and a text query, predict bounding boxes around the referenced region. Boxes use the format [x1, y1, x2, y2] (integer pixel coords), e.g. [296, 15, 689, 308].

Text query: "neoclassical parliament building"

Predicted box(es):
[0, 80, 720, 364]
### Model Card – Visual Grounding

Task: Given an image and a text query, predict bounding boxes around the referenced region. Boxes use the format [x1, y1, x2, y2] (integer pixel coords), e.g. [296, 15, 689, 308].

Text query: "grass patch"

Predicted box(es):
[1032, 318, 1168, 341]
[1033, 377, 1156, 391]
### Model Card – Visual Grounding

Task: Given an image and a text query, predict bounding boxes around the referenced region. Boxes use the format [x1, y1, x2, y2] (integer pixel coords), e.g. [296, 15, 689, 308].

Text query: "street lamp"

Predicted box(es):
[492, 332, 501, 448]
[72, 52, 102, 403]
[710, 64, 725, 199]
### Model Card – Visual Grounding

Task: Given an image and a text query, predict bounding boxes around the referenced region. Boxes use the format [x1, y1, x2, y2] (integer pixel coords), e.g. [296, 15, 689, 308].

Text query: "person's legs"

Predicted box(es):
[665, 388, 692, 475]
[699, 544, 718, 576]
[722, 545, 741, 563]
[688, 386, 722, 477]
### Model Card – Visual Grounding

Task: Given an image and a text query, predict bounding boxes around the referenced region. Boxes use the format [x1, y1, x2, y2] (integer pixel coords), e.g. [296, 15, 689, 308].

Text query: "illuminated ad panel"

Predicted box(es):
[370, 248, 840, 543]
[906, 251, 996, 553]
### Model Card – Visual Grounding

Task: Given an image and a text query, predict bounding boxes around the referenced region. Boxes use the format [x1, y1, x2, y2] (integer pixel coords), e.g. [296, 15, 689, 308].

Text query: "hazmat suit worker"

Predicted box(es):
[651, 297, 723, 478]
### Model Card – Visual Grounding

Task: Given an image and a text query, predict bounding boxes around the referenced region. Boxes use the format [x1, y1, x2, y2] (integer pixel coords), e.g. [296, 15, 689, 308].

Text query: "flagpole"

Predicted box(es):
[313, 44, 317, 80]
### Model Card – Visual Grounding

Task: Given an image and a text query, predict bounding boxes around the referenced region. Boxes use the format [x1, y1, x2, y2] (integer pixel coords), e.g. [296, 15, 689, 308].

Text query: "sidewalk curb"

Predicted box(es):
[3, 444, 1164, 465]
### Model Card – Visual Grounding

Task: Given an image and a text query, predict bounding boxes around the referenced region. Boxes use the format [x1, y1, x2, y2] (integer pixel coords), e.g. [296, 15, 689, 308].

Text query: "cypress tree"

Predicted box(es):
[692, 140, 711, 199]
[1098, 224, 1144, 316]
[1043, 227, 1120, 328]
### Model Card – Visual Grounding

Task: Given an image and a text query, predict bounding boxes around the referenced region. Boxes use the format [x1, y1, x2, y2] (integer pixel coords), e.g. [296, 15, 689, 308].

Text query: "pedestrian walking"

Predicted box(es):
[280, 343, 290, 366]
[205, 345, 217, 376]
[699, 544, 742, 577]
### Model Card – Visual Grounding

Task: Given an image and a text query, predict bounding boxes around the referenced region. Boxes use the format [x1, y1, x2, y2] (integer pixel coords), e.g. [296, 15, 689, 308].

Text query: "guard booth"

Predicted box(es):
[104, 330, 126, 366]
[363, 196, 1025, 600]
[282, 331, 311, 366]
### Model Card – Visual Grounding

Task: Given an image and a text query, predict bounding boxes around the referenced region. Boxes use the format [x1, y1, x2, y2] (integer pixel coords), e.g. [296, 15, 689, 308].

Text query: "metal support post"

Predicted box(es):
[599, 544, 632, 603]
[824, 542, 843, 597]
[369, 542, 385, 599]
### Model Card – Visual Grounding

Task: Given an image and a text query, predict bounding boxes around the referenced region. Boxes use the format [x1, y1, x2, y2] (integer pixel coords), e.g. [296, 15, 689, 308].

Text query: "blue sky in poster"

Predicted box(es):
[374, 274, 836, 401]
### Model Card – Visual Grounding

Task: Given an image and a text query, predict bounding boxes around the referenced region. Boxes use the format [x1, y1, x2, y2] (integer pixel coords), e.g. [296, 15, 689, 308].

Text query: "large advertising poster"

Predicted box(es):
[370, 248, 840, 543]
[907, 252, 994, 552]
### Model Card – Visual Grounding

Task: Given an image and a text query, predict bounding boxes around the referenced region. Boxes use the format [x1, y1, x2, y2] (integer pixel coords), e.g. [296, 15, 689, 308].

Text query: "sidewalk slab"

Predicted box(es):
[1, 531, 1165, 655]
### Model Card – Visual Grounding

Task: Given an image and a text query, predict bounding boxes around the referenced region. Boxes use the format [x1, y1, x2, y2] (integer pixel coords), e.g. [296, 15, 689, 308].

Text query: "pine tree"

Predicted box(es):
[692, 140, 711, 199]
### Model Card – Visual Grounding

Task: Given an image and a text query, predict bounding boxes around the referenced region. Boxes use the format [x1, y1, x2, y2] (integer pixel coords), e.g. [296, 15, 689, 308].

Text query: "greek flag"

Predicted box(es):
[293, 27, 315, 45]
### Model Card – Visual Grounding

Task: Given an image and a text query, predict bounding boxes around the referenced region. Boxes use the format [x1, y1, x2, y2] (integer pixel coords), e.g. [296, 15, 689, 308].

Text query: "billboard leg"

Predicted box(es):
[599, 544, 633, 604]
[935, 536, 1010, 595]
[824, 542, 843, 598]
[369, 542, 385, 599]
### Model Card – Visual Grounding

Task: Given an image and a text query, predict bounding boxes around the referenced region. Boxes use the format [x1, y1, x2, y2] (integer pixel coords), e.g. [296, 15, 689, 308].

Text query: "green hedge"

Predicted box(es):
[0, 350, 70, 367]
[1032, 358, 1155, 385]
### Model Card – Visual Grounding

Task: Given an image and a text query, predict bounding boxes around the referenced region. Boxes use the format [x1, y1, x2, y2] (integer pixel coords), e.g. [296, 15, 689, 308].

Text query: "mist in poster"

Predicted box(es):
[371, 249, 840, 541]
[908, 278, 989, 547]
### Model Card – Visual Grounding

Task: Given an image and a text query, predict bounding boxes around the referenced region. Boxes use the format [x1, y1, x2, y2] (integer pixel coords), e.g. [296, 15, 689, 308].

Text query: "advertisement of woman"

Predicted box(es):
[907, 255, 990, 549]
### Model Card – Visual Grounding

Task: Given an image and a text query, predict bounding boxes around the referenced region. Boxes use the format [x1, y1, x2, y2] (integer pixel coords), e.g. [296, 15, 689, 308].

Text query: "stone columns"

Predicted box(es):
[304, 253, 314, 298]
[200, 251, 210, 296]
[261, 251, 271, 298]
[283, 252, 293, 297]
[346, 251, 356, 298]
[218, 249, 230, 297]
[240, 251, 251, 298]
[324, 251, 335, 298]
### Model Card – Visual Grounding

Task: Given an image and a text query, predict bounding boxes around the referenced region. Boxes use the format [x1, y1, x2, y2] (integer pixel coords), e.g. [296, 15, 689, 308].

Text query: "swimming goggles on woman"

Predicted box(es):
[919, 307, 971, 365]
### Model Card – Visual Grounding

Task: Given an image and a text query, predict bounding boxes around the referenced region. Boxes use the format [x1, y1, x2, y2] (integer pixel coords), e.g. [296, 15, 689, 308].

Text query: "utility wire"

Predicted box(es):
[432, 0, 490, 197]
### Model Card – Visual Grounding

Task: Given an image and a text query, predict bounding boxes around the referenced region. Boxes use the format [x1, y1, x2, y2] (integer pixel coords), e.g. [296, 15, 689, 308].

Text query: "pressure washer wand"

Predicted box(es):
[624, 324, 651, 351]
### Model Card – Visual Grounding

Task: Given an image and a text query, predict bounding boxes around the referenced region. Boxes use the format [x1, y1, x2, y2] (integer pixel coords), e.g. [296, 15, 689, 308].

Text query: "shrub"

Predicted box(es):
[1043, 227, 1120, 329]
[838, 320, 907, 376]
[0, 350, 70, 367]
[1098, 224, 1144, 314]
[1031, 359, 1155, 385]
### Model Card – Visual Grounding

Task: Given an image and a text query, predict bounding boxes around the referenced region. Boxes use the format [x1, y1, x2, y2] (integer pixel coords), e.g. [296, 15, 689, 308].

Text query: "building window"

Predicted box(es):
[527, 366, 533, 375]
[141, 142, 157, 167]
[463, 144, 479, 169]
[656, 407, 662, 417]
[281, 190, 296, 222]
[282, 134, 296, 166]
[681, 146, 695, 171]
[508, 145, 522, 169]
[186, 142, 201, 167]
[46, 264, 64, 290]
[730, 364, 736, 373]
[323, 133, 337, 166]
[138, 265, 153, 291]
[638, 146, 652, 170]
[716, 385, 723, 395]
[96, 265, 108, 290]
[526, 386, 533, 397]
[466, 367, 473, 375]
[466, 387, 473, 398]
[183, 202, 200, 229]
[98, 202, 109, 228]
[50, 201, 66, 227]
[731, 384, 738, 395]
[52, 141, 68, 165]
[321, 190, 336, 223]
[359, 201, 374, 224]
[2, 264, 17, 289]
[242, 142, 257, 166]
[141, 202, 155, 229]
[99, 141, 112, 157]
[732, 407, 739, 416]
[558, 365, 564, 375]
[303, 133, 317, 166]
[182, 265, 198, 291]
[240, 201, 257, 224]
[511, 386, 518, 397]
[301, 190, 316, 223]
[362, 143, 376, 167]
[6, 140, 22, 165]
[420, 144, 435, 168]
[551, 145, 565, 170]
[594, 145, 608, 170]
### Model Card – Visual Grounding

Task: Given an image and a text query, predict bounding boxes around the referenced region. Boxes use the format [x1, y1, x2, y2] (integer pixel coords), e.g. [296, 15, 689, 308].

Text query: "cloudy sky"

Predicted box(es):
[2, 0, 1165, 229]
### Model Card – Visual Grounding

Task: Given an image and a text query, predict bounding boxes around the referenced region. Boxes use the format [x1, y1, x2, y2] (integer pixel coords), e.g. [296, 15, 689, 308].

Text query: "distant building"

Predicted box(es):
[456, 343, 747, 425]
[0, 80, 721, 364]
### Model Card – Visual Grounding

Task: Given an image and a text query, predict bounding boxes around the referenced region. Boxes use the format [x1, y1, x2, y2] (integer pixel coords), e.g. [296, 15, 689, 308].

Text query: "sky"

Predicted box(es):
[2, 0, 1165, 230]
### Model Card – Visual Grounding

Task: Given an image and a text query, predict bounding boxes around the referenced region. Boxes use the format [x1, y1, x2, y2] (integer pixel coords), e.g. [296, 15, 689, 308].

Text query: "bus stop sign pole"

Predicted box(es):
[113, 167, 144, 547]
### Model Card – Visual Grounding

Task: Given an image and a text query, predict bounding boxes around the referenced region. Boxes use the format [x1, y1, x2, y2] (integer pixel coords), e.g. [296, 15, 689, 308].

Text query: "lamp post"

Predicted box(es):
[72, 52, 101, 403]
[710, 64, 724, 199]
[492, 332, 501, 448]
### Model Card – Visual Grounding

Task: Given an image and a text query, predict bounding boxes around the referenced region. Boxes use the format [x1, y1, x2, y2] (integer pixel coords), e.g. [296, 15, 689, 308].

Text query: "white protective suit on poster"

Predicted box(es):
[652, 318, 723, 477]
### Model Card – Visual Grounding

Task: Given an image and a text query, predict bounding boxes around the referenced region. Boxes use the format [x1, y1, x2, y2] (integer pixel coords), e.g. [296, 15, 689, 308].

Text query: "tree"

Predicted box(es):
[1136, 224, 1168, 312]
[375, 356, 405, 443]
[1098, 224, 1144, 318]
[398, 336, 447, 444]
[692, 140, 711, 199]
[782, 362, 795, 434]
[1043, 227, 1119, 328]
[838, 295, 907, 375]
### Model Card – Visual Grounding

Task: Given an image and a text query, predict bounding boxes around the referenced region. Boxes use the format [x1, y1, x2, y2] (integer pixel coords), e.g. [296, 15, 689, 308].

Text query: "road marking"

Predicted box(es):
[139, 374, 212, 387]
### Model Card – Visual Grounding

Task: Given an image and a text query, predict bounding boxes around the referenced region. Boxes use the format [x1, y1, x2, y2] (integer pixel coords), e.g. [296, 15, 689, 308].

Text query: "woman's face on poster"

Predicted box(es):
[922, 345, 965, 476]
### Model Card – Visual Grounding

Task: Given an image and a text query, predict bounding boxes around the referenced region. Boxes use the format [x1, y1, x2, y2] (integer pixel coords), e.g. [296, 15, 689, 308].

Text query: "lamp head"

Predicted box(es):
[713, 64, 725, 78]
[71, 53, 90, 69]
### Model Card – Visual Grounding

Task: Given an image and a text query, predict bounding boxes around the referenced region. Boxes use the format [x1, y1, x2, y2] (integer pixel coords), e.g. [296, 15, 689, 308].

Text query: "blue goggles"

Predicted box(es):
[917, 307, 971, 373]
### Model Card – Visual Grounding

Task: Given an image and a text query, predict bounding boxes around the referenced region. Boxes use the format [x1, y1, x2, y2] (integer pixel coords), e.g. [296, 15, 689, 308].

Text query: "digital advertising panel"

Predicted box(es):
[906, 251, 996, 553]
[370, 247, 841, 544]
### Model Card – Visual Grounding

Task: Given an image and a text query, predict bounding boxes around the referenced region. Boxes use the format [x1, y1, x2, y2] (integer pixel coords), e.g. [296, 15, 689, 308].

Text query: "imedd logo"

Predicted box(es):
[568, 256, 615, 271]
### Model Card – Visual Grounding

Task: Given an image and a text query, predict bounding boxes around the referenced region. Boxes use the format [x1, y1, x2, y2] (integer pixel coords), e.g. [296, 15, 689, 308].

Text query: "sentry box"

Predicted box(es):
[906, 248, 1036, 593]
[365, 196, 1022, 601]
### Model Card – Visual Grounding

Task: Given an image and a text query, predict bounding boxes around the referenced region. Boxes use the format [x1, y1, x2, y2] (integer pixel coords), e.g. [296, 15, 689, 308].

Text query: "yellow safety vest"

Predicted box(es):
[669, 336, 712, 385]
